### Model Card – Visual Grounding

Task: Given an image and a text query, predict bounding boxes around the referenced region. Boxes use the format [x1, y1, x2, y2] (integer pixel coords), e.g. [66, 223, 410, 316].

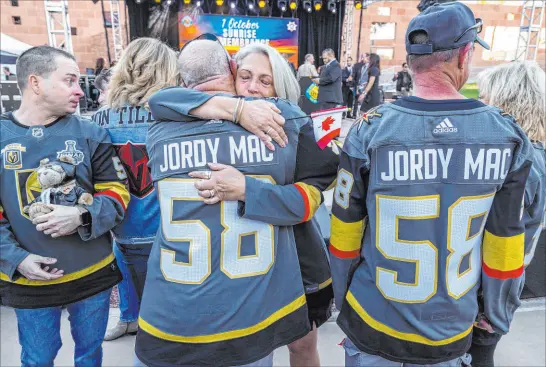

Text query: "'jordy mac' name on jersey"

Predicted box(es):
[0, 113, 129, 308]
[330, 97, 535, 364]
[135, 99, 312, 367]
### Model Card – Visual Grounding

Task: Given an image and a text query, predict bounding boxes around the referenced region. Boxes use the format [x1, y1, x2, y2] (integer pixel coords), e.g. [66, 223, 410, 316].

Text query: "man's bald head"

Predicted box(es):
[178, 40, 231, 88]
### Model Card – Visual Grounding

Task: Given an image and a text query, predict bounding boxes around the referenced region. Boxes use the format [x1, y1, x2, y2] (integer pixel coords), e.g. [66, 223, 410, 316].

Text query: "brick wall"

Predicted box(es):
[342, 1, 545, 72]
[1, 0, 130, 72]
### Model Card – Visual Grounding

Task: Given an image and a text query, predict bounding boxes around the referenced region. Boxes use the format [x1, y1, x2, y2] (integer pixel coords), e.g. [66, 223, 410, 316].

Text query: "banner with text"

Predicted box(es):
[179, 13, 299, 66]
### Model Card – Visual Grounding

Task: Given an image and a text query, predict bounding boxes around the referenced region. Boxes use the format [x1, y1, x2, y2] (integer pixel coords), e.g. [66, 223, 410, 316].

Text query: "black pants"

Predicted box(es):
[320, 102, 338, 110]
[117, 242, 152, 302]
[468, 327, 502, 367]
[342, 85, 354, 116]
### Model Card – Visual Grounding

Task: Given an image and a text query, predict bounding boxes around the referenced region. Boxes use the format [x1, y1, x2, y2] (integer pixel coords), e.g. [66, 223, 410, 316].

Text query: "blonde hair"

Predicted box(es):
[108, 38, 180, 109]
[235, 44, 300, 103]
[478, 61, 545, 143]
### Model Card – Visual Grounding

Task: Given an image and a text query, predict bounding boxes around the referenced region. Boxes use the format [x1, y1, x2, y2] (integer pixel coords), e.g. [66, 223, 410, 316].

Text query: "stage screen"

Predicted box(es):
[179, 13, 299, 66]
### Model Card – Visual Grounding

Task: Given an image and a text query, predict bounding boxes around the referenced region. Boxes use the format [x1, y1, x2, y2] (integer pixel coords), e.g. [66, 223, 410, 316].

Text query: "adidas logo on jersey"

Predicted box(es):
[433, 118, 458, 134]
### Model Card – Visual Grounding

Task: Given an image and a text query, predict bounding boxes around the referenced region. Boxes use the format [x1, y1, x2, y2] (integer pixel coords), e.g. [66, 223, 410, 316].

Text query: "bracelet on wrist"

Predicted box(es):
[233, 98, 242, 123]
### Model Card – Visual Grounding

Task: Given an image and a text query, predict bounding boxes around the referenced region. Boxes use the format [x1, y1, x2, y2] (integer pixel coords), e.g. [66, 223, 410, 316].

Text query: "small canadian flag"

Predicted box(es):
[311, 107, 348, 150]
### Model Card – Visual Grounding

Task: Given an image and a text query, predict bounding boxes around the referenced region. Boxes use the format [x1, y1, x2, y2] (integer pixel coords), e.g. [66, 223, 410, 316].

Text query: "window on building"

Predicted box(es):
[12, 16, 21, 25]
[372, 47, 394, 60]
[377, 7, 390, 16]
[11, 0, 19, 7]
[370, 22, 396, 40]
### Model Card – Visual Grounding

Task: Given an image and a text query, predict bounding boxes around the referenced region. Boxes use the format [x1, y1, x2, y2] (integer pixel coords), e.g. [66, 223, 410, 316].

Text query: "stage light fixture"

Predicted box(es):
[153, 0, 161, 3]
[278, 0, 287, 12]
[247, 0, 256, 9]
[303, 0, 311, 12]
[196, 0, 201, 5]
[355, 1, 362, 9]
[183, 0, 191, 4]
[327, 0, 335, 13]
[289, 0, 297, 10]
[216, 0, 224, 5]
[167, 0, 173, 4]
[135, 0, 142, 3]
[258, 0, 266, 7]
[230, 0, 236, 8]
[313, 0, 322, 10]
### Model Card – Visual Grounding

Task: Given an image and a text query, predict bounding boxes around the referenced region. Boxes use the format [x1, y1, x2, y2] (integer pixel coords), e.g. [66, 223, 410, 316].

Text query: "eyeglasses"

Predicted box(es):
[179, 33, 232, 75]
[454, 18, 483, 43]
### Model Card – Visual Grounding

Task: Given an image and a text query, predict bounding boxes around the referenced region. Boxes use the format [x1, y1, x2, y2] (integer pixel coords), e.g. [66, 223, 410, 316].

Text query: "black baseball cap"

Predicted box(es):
[406, 1, 490, 55]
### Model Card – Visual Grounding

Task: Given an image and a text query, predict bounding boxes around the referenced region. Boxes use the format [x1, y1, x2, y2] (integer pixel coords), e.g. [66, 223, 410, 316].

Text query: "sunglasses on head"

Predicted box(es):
[454, 18, 483, 43]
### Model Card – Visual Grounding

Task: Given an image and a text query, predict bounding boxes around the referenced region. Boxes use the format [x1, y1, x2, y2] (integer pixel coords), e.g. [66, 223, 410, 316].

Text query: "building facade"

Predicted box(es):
[342, 0, 545, 73]
[1, 0, 130, 73]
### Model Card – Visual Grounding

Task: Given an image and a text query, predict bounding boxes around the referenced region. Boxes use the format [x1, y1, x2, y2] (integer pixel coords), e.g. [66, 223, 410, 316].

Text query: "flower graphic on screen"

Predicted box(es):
[287, 21, 298, 32]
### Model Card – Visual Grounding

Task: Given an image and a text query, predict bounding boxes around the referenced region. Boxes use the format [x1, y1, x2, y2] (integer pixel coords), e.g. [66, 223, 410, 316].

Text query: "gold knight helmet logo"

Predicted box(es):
[2, 143, 26, 170]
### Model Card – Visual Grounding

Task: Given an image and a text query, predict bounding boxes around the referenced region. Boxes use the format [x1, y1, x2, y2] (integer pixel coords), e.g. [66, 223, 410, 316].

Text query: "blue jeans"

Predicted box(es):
[116, 242, 151, 303]
[343, 338, 472, 367]
[114, 242, 139, 323]
[15, 288, 112, 367]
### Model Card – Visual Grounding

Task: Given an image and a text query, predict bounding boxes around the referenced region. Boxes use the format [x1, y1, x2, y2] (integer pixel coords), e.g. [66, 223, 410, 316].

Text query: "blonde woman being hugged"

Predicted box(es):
[91, 37, 180, 341]
[470, 61, 546, 367]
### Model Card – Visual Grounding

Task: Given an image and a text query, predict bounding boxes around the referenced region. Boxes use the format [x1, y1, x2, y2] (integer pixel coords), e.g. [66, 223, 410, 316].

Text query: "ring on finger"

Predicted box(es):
[210, 189, 216, 198]
[205, 170, 212, 180]
[265, 127, 273, 135]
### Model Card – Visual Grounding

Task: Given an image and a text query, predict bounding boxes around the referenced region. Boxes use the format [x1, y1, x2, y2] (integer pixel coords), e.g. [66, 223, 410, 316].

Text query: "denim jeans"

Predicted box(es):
[15, 288, 112, 367]
[343, 338, 472, 367]
[113, 242, 139, 323]
[116, 242, 151, 302]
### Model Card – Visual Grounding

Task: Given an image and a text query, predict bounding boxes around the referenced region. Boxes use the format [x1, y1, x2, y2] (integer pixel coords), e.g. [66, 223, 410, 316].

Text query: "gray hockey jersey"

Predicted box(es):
[135, 98, 314, 367]
[0, 112, 128, 308]
[329, 97, 536, 364]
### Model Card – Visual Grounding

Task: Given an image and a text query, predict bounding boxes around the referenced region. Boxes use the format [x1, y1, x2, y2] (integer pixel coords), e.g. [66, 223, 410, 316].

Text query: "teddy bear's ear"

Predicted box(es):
[59, 155, 76, 165]
[39, 158, 50, 166]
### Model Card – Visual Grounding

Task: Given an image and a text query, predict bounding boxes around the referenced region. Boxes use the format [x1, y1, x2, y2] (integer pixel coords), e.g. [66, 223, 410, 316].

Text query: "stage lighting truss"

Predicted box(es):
[303, 0, 312, 12]
[313, 0, 322, 11]
[289, 0, 297, 11]
[277, 0, 287, 12]
[327, 0, 336, 13]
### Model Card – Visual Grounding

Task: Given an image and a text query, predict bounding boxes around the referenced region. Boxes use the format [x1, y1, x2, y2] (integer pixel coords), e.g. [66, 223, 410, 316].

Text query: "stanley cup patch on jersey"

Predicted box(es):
[2, 143, 26, 170]
[57, 140, 84, 165]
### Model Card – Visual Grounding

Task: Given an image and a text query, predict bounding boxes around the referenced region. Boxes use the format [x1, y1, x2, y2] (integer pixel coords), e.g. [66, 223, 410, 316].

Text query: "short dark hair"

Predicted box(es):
[94, 68, 113, 91]
[16, 45, 76, 92]
[322, 48, 335, 57]
[347, 56, 353, 61]
[402, 62, 408, 67]
[406, 31, 462, 73]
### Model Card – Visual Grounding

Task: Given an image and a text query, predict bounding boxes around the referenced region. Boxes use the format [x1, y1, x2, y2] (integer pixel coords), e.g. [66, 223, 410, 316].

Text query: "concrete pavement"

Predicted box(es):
[1, 298, 545, 367]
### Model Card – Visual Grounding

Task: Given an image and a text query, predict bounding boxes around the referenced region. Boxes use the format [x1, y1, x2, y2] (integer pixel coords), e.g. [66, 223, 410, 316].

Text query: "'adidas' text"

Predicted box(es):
[433, 118, 458, 134]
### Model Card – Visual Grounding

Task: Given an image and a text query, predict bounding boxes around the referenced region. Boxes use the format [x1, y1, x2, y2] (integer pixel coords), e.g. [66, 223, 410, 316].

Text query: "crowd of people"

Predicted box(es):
[0, 2, 544, 367]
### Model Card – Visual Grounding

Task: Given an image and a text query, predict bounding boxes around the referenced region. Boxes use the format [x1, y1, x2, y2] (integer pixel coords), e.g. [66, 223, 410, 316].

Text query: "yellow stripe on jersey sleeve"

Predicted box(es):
[293, 183, 322, 222]
[346, 291, 473, 346]
[330, 215, 364, 257]
[94, 182, 130, 210]
[482, 230, 524, 279]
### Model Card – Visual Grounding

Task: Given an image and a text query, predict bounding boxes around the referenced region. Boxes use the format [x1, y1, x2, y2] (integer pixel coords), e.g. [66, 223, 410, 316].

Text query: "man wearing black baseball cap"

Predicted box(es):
[330, 2, 534, 366]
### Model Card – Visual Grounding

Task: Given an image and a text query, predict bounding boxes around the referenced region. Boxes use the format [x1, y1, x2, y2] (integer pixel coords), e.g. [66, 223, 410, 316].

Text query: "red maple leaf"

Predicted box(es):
[321, 116, 335, 131]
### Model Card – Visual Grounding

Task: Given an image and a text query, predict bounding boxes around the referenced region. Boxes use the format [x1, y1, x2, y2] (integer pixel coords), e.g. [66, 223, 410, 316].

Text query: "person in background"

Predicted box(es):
[313, 48, 343, 110]
[352, 53, 369, 115]
[3, 66, 16, 81]
[91, 38, 179, 340]
[469, 60, 546, 367]
[0, 45, 129, 367]
[393, 62, 412, 97]
[94, 68, 112, 107]
[283, 53, 297, 76]
[93, 67, 140, 341]
[358, 53, 381, 114]
[95, 57, 106, 76]
[342, 56, 355, 118]
[297, 53, 319, 80]
[330, 2, 534, 365]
